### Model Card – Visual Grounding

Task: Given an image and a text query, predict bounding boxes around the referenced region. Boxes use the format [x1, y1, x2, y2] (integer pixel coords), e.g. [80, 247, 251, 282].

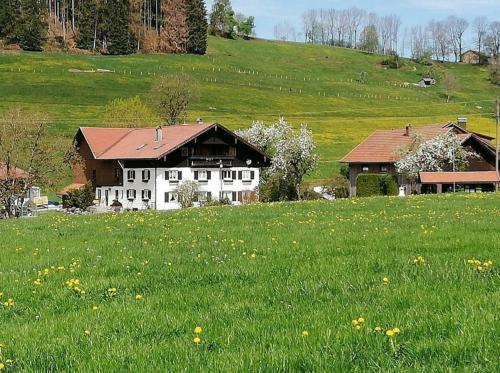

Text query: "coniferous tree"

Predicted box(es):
[106, 0, 134, 54]
[186, 0, 207, 54]
[0, 0, 21, 42]
[159, 0, 188, 53]
[18, 0, 45, 51]
[76, 0, 98, 50]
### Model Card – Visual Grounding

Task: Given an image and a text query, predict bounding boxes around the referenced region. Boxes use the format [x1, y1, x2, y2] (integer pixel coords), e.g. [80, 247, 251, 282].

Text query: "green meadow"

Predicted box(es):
[0, 37, 499, 183]
[0, 193, 499, 371]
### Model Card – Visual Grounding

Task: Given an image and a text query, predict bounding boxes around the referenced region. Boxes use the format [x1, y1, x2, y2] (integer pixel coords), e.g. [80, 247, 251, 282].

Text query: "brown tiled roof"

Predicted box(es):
[341, 124, 453, 163]
[80, 124, 214, 160]
[0, 163, 29, 180]
[57, 183, 85, 196]
[419, 171, 500, 184]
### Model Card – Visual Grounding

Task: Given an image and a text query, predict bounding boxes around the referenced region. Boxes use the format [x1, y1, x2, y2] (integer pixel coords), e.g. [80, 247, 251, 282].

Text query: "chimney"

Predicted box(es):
[196, 118, 204, 125]
[457, 117, 467, 130]
[405, 123, 412, 137]
[154, 126, 163, 142]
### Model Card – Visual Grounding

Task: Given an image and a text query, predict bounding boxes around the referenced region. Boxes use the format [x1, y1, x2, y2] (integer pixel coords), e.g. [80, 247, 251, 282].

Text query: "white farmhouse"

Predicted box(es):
[62, 123, 270, 210]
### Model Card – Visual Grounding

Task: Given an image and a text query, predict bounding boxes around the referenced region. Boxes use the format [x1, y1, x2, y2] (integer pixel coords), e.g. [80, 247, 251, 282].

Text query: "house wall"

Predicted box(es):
[76, 141, 122, 187]
[95, 167, 260, 210]
[462, 52, 479, 64]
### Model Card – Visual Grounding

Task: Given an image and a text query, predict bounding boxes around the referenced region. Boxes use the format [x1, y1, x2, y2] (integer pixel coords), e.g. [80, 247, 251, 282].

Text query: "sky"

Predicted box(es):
[205, 0, 500, 50]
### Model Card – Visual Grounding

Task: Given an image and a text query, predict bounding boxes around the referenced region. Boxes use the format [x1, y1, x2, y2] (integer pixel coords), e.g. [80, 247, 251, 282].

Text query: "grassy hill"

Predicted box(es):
[0, 193, 499, 371]
[0, 37, 499, 182]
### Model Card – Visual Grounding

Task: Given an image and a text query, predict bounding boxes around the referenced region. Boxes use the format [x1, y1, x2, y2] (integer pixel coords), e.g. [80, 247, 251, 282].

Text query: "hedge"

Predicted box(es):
[357, 174, 399, 197]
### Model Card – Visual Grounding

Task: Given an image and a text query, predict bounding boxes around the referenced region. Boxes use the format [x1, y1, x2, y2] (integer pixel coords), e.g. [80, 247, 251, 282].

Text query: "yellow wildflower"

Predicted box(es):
[194, 326, 202, 334]
[383, 277, 389, 285]
[193, 336, 201, 344]
[301, 330, 309, 337]
[135, 294, 143, 301]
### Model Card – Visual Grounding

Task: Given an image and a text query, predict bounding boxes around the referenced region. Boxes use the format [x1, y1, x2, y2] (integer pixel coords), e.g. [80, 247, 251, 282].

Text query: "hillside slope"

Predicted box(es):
[0, 194, 499, 371]
[0, 37, 499, 180]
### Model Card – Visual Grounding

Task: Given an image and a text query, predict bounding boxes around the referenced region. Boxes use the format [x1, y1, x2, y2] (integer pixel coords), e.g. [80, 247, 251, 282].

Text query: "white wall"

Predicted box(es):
[96, 167, 260, 211]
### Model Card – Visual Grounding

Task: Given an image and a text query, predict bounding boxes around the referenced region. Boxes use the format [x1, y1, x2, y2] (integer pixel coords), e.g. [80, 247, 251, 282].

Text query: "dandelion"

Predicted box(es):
[135, 294, 143, 301]
[301, 330, 309, 337]
[413, 256, 425, 265]
[3, 299, 14, 308]
[84, 330, 91, 336]
[194, 326, 202, 334]
[374, 326, 383, 333]
[352, 317, 365, 330]
[383, 277, 389, 285]
[193, 336, 201, 344]
[0, 363, 4, 370]
[385, 327, 401, 337]
[92, 305, 98, 311]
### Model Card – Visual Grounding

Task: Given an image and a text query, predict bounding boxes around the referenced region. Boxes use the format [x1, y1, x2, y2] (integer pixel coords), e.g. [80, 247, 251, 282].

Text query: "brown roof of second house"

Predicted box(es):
[340, 124, 453, 163]
[0, 163, 29, 180]
[420, 171, 500, 184]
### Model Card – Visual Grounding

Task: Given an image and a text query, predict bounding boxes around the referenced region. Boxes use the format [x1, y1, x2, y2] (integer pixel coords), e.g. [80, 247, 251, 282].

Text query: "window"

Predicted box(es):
[242, 170, 251, 181]
[362, 165, 369, 172]
[380, 165, 388, 173]
[114, 168, 121, 181]
[166, 170, 182, 182]
[142, 189, 152, 200]
[165, 192, 178, 203]
[142, 170, 151, 182]
[181, 147, 189, 157]
[127, 170, 136, 181]
[126, 189, 136, 200]
[221, 191, 232, 201]
[194, 170, 211, 181]
[97, 189, 102, 199]
[221, 170, 233, 181]
[198, 191, 211, 202]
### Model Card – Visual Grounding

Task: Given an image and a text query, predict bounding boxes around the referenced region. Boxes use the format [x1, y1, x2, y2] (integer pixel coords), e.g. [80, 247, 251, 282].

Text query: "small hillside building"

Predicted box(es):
[418, 77, 436, 87]
[341, 121, 499, 196]
[63, 123, 270, 210]
[461, 50, 481, 64]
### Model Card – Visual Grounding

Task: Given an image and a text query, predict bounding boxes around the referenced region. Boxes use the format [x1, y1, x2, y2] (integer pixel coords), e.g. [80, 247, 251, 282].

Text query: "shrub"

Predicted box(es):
[202, 197, 231, 207]
[302, 188, 322, 200]
[258, 172, 297, 202]
[176, 181, 199, 209]
[357, 174, 398, 197]
[325, 175, 350, 199]
[65, 183, 95, 209]
[381, 54, 404, 69]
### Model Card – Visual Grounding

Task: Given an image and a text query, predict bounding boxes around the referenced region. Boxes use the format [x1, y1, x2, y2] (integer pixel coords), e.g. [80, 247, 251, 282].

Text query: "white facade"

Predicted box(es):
[95, 167, 260, 211]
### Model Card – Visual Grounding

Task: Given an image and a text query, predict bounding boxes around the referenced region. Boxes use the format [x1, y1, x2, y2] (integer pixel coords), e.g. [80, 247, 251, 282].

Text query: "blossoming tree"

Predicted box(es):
[237, 117, 318, 200]
[395, 132, 477, 191]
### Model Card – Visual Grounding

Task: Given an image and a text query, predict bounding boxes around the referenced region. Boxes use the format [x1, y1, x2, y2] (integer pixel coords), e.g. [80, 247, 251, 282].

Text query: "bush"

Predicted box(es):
[202, 197, 231, 207]
[489, 59, 500, 86]
[357, 174, 398, 197]
[65, 183, 95, 209]
[176, 181, 199, 209]
[302, 188, 322, 200]
[325, 175, 350, 199]
[259, 172, 297, 202]
[381, 54, 404, 69]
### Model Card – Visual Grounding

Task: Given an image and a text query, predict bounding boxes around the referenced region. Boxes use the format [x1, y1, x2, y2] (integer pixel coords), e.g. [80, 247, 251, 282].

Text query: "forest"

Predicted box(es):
[0, 0, 254, 55]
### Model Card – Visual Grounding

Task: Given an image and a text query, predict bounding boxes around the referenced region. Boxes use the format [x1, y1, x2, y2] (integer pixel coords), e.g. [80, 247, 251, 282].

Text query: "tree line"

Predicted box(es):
[274, 7, 499, 63]
[0, 0, 255, 54]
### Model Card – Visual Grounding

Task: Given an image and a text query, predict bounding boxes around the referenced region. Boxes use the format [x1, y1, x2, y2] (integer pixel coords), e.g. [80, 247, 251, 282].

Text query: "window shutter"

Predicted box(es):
[232, 192, 236, 202]
[207, 192, 212, 199]
[165, 171, 169, 180]
[194, 171, 198, 180]
[133, 190, 136, 199]
[238, 191, 243, 202]
[232, 171, 236, 179]
[142, 170, 145, 180]
[250, 171, 255, 180]
[207, 171, 211, 180]
[165, 192, 169, 203]
[149, 190, 152, 199]
[238, 171, 242, 180]
[178, 171, 182, 180]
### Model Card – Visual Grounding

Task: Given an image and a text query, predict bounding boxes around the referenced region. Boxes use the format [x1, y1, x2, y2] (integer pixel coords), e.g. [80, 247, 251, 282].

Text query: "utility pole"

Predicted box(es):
[496, 100, 499, 191]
